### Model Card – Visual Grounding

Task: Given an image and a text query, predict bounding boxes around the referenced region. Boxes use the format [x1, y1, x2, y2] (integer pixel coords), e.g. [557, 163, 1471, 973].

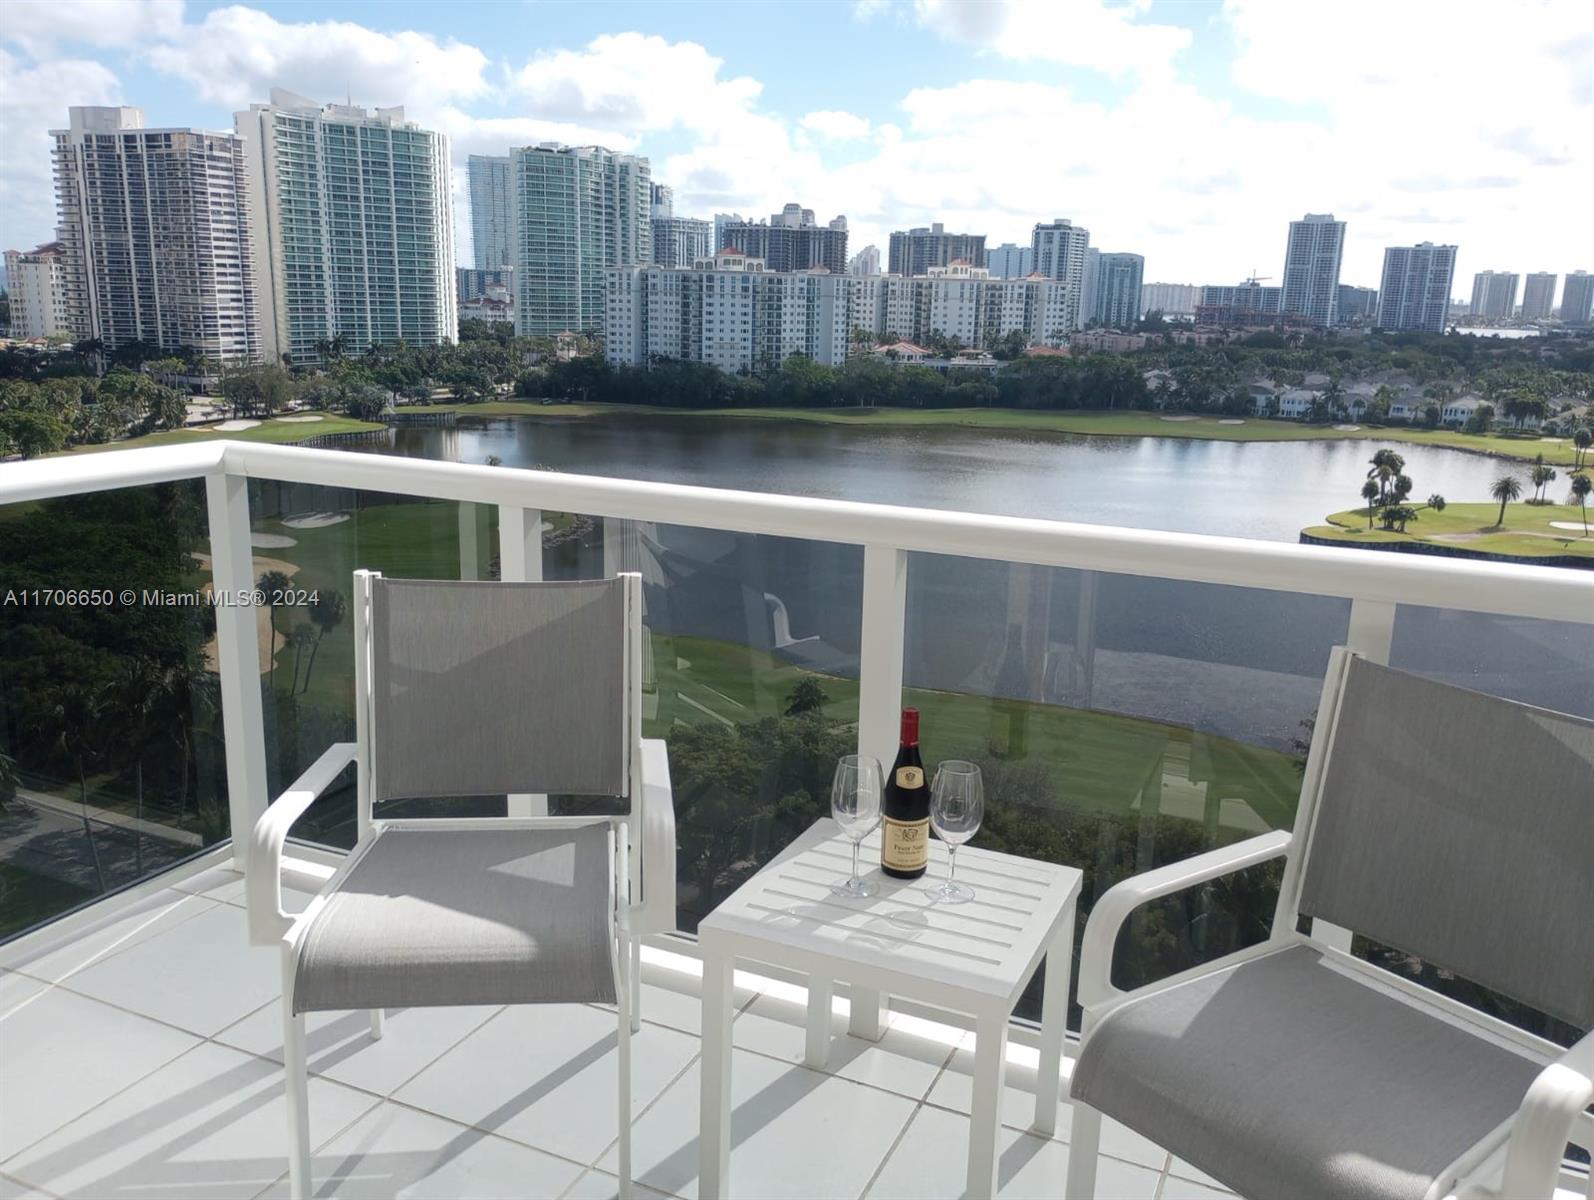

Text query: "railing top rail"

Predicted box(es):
[4, 440, 1590, 625]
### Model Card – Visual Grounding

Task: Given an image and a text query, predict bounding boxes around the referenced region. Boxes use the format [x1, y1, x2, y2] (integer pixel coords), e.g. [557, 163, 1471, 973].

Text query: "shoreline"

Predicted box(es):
[1302, 502, 1592, 566]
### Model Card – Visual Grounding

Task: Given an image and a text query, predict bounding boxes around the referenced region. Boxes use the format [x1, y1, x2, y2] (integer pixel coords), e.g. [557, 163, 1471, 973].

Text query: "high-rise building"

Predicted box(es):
[467, 154, 512, 270]
[52, 106, 259, 362]
[650, 216, 712, 269]
[1336, 285, 1379, 325]
[1520, 272, 1557, 321]
[887, 224, 987, 277]
[718, 205, 848, 274]
[606, 251, 852, 373]
[1079, 248, 1100, 327]
[1561, 271, 1594, 325]
[1195, 281, 1282, 324]
[850, 263, 1076, 348]
[1092, 253, 1145, 329]
[847, 245, 881, 276]
[509, 143, 650, 336]
[712, 213, 745, 256]
[1469, 271, 1519, 320]
[986, 243, 1034, 279]
[237, 90, 455, 364]
[3, 243, 70, 339]
[1030, 219, 1090, 331]
[650, 183, 674, 219]
[1280, 213, 1346, 326]
[1375, 244, 1456, 334]
[457, 267, 513, 303]
[1139, 282, 1198, 317]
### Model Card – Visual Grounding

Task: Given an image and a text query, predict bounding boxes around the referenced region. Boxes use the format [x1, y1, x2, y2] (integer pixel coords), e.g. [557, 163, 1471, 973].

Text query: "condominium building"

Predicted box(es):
[650, 183, 673, 219]
[1139, 282, 1198, 317]
[605, 251, 851, 373]
[718, 205, 848, 275]
[1469, 271, 1519, 320]
[1280, 214, 1346, 326]
[3, 243, 70, 339]
[1336, 285, 1379, 325]
[457, 267, 513, 303]
[52, 106, 259, 362]
[848, 245, 881, 276]
[1091, 252, 1145, 329]
[1561, 271, 1594, 325]
[236, 90, 456, 364]
[985, 243, 1034, 279]
[1080, 249, 1100, 330]
[1031, 219, 1090, 288]
[510, 143, 651, 336]
[1195, 281, 1281, 324]
[887, 224, 987, 278]
[851, 263, 1076, 348]
[1520, 272, 1557, 321]
[712, 213, 745, 256]
[651, 217, 713, 268]
[467, 155, 512, 271]
[1376, 243, 1456, 334]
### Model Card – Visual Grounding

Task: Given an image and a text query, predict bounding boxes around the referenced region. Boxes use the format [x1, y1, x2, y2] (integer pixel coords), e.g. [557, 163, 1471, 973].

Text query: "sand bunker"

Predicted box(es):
[282, 512, 352, 529]
[1334, 424, 1362, 431]
[1160, 415, 1200, 422]
[275, 414, 325, 423]
[251, 533, 298, 549]
[1218, 419, 1246, 425]
[1549, 521, 1589, 532]
[214, 419, 260, 431]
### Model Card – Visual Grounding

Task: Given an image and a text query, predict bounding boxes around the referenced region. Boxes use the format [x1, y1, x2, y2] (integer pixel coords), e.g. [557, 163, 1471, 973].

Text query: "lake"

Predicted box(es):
[365, 412, 1510, 542]
[335, 412, 1590, 751]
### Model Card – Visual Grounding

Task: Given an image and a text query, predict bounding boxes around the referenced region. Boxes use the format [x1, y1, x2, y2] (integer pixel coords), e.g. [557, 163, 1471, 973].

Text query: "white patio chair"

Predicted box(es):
[246, 571, 676, 1200]
[1065, 646, 1594, 1200]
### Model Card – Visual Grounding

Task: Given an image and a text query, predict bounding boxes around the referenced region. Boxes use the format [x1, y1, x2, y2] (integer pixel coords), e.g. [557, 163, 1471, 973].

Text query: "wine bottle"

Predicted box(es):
[881, 708, 929, 879]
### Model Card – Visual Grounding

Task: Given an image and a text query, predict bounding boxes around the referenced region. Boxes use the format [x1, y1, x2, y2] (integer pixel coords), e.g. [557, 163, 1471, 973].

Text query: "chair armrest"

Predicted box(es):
[630, 737, 677, 937]
[246, 742, 357, 946]
[1077, 829, 1292, 1011]
[1488, 1031, 1594, 1200]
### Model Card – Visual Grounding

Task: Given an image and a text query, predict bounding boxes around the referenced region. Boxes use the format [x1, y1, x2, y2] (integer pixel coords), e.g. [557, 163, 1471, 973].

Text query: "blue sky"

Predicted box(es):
[3, 0, 1591, 294]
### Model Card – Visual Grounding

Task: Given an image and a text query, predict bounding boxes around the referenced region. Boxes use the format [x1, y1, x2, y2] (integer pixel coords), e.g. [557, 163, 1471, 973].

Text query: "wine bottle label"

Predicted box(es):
[894, 766, 924, 788]
[881, 815, 929, 871]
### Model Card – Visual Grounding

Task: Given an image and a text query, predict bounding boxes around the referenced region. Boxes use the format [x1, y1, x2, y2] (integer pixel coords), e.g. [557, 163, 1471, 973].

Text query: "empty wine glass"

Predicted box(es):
[830, 754, 884, 898]
[925, 760, 983, 904]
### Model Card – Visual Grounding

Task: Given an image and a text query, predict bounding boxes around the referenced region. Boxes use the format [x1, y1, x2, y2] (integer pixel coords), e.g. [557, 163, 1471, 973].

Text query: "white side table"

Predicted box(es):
[698, 818, 1083, 1199]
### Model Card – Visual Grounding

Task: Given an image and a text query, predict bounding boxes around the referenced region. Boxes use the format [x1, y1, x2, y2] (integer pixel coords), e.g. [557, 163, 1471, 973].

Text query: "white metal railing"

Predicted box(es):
[4, 440, 1592, 880]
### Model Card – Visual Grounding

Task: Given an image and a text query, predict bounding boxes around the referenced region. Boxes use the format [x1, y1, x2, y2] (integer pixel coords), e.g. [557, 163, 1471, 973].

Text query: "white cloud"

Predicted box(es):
[143, 5, 490, 112]
[0, 48, 122, 252]
[800, 110, 872, 141]
[911, 0, 1193, 79]
[1, 0, 182, 55]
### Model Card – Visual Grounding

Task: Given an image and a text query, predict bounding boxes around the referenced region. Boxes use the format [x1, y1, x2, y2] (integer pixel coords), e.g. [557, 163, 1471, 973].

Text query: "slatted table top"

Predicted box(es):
[700, 818, 1082, 1003]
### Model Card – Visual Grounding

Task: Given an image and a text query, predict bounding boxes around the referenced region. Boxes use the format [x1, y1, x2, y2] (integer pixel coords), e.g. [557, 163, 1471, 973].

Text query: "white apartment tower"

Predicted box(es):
[1375, 243, 1457, 334]
[51, 106, 259, 362]
[1280, 214, 1346, 326]
[1030, 219, 1090, 332]
[512, 144, 651, 336]
[1469, 271, 1519, 320]
[850, 264, 1074, 348]
[3, 243, 71, 339]
[467, 155, 512, 270]
[236, 90, 457, 365]
[1520, 273, 1557, 321]
[1561, 271, 1594, 325]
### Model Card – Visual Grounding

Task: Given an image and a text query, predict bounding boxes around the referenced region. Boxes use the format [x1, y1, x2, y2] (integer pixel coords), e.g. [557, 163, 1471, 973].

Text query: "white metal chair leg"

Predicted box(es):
[1065, 1100, 1102, 1200]
[629, 935, 642, 1034]
[281, 957, 312, 1200]
[369, 1008, 384, 1039]
[617, 955, 634, 1200]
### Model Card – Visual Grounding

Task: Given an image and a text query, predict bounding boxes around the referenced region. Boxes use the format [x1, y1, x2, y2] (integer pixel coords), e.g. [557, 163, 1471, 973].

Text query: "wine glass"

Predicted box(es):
[830, 754, 884, 898]
[925, 761, 983, 904]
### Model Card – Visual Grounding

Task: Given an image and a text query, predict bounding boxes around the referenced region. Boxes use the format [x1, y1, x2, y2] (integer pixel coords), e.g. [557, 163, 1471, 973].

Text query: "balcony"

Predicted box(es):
[2, 441, 1591, 1199]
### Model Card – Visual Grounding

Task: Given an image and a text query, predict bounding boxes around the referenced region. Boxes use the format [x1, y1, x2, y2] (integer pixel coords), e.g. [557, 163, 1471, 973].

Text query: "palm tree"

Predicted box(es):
[1574, 428, 1592, 470]
[1360, 479, 1380, 529]
[257, 570, 292, 688]
[299, 588, 346, 694]
[1530, 463, 1556, 504]
[1489, 474, 1523, 527]
[1366, 448, 1406, 505]
[287, 625, 317, 695]
[1571, 473, 1592, 536]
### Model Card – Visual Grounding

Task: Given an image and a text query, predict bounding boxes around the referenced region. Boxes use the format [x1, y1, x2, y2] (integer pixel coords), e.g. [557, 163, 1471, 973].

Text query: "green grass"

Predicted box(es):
[64, 412, 386, 455]
[400, 401, 1585, 466]
[1307, 500, 1594, 559]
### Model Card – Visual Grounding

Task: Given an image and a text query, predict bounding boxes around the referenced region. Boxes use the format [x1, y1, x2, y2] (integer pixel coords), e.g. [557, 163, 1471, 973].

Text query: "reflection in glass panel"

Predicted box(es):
[905, 555, 1351, 1019]
[248, 480, 498, 848]
[0, 483, 225, 938]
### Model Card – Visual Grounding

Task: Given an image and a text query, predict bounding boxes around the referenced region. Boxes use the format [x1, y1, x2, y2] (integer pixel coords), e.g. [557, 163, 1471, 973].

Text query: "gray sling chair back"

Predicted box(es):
[246, 571, 676, 1200]
[1065, 647, 1594, 1200]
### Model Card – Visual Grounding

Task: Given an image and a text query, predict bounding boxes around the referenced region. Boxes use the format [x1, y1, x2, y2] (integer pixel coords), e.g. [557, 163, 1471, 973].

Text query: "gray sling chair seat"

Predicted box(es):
[246, 572, 676, 1200]
[1064, 648, 1594, 1200]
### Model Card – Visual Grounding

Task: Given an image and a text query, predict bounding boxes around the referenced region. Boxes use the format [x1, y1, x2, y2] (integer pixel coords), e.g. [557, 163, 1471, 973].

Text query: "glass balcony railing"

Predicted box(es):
[2, 440, 1591, 1036]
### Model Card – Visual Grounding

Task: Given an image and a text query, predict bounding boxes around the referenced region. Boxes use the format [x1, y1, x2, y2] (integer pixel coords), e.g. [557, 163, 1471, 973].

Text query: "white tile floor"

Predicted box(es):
[0, 866, 1244, 1199]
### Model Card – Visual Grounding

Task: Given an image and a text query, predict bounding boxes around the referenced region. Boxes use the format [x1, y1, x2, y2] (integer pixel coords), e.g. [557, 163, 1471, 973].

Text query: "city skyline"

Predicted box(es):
[1, 0, 1589, 294]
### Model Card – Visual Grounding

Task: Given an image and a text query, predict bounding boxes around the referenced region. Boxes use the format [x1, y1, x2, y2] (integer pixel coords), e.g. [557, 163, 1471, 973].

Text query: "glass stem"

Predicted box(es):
[852, 838, 860, 882]
[948, 846, 957, 884]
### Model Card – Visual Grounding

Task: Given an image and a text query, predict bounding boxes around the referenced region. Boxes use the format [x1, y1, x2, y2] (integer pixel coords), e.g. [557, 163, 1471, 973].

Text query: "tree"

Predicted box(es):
[784, 677, 830, 716]
[1489, 474, 1523, 527]
[1570, 473, 1592, 536]
[1574, 428, 1592, 470]
[0, 409, 70, 458]
[1365, 448, 1406, 506]
[1360, 479, 1380, 529]
[1378, 504, 1419, 532]
[1529, 462, 1557, 504]
[299, 588, 346, 693]
[257, 570, 292, 688]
